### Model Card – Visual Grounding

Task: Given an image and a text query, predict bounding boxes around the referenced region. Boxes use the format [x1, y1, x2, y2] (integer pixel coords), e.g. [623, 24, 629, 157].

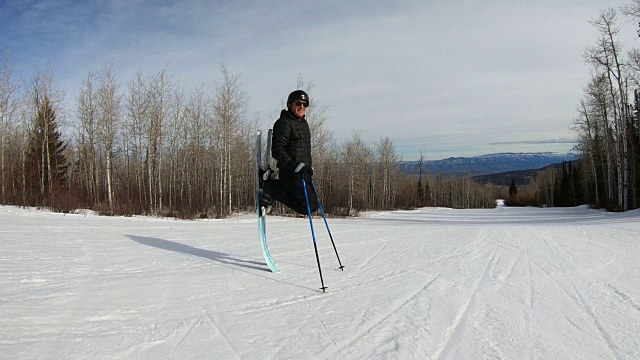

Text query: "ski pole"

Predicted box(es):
[311, 179, 344, 270]
[302, 177, 327, 292]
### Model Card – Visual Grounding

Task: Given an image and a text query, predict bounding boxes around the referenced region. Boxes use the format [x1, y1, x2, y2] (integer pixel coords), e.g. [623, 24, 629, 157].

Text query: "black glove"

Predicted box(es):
[294, 162, 312, 176]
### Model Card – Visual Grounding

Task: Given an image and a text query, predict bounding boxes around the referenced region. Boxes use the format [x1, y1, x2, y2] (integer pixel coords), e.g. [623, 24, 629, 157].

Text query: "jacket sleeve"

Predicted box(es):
[271, 119, 294, 171]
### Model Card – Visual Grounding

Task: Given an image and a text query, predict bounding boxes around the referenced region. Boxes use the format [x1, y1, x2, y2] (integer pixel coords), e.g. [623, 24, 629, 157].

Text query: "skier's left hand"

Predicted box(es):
[293, 162, 306, 174]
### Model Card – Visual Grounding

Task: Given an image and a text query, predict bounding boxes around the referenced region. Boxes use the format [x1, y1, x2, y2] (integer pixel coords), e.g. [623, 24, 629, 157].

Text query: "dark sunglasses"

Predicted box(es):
[295, 101, 309, 108]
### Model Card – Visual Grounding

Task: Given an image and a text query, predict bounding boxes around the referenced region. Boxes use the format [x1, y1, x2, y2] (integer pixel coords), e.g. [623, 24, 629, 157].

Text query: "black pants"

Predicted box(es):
[266, 173, 318, 215]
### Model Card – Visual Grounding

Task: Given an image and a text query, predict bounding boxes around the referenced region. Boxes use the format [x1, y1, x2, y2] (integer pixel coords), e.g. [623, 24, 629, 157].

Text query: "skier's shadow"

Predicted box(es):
[126, 235, 269, 272]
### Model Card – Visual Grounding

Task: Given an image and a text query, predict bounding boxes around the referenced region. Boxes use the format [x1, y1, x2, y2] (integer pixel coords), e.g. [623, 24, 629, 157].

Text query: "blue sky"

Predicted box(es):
[1, 0, 637, 160]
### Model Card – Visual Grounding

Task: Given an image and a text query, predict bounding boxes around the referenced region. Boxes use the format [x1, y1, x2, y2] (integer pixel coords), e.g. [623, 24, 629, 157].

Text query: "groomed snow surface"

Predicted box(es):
[1, 204, 639, 359]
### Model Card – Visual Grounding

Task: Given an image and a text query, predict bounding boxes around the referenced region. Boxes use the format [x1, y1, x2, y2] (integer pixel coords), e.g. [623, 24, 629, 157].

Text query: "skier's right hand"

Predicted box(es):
[294, 162, 311, 176]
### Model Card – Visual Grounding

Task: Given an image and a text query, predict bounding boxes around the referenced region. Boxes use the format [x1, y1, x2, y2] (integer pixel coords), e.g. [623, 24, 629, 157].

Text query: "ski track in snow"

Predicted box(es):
[1, 205, 640, 359]
[431, 249, 499, 360]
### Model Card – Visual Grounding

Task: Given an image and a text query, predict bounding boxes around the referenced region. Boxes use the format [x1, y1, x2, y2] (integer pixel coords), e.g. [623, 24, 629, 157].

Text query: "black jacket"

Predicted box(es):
[271, 109, 312, 176]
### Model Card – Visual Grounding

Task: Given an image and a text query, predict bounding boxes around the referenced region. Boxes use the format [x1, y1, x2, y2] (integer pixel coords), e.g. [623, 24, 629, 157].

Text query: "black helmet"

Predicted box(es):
[287, 90, 309, 105]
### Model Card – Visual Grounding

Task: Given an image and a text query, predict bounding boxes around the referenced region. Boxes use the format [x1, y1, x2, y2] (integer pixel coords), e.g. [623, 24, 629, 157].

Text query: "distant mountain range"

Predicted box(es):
[471, 163, 568, 186]
[402, 152, 579, 177]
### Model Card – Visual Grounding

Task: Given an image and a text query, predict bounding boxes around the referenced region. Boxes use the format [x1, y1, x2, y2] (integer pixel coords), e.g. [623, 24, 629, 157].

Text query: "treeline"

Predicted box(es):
[415, 153, 497, 209]
[507, 5, 640, 211]
[504, 161, 586, 207]
[572, 6, 640, 211]
[0, 55, 496, 218]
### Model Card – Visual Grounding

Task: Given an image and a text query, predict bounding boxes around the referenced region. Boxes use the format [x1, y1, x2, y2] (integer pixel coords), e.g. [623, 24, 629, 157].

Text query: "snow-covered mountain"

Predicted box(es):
[402, 152, 579, 176]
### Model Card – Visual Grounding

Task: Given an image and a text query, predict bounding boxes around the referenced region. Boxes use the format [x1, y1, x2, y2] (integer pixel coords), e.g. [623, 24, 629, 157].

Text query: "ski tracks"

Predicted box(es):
[607, 284, 640, 314]
[201, 310, 241, 359]
[305, 298, 338, 348]
[319, 266, 447, 360]
[531, 228, 629, 360]
[539, 261, 622, 359]
[432, 250, 499, 360]
[344, 227, 451, 282]
[569, 282, 620, 360]
[320, 230, 498, 360]
[172, 309, 241, 359]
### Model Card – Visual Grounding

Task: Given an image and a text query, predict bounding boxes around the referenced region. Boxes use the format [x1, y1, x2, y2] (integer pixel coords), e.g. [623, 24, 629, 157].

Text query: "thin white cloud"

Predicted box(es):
[490, 139, 578, 145]
[1, 0, 636, 160]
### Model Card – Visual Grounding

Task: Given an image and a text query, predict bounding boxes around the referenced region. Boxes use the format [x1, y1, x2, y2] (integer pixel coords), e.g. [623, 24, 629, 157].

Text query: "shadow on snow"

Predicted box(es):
[126, 234, 269, 272]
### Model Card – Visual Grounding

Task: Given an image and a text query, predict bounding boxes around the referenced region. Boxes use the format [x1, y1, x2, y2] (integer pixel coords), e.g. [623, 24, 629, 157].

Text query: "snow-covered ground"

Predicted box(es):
[1, 204, 639, 359]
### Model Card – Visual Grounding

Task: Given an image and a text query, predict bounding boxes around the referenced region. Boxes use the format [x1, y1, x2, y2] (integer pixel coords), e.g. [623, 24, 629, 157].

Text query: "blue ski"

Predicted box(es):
[257, 130, 279, 273]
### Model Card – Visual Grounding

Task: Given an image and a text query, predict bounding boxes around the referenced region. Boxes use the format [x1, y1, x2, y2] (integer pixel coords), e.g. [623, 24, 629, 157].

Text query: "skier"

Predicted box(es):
[261, 90, 318, 215]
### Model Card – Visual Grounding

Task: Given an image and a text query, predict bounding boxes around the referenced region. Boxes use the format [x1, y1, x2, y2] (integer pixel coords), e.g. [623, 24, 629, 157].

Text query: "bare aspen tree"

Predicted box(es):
[575, 98, 600, 205]
[212, 64, 248, 217]
[594, 74, 616, 206]
[123, 69, 170, 214]
[584, 56, 617, 209]
[5, 98, 30, 204]
[19, 93, 31, 205]
[183, 87, 208, 211]
[627, 49, 640, 88]
[435, 174, 448, 208]
[572, 70, 621, 208]
[622, 2, 640, 150]
[125, 72, 151, 211]
[147, 69, 171, 214]
[342, 131, 372, 214]
[621, 0, 640, 36]
[96, 62, 121, 212]
[76, 70, 99, 204]
[537, 168, 557, 207]
[586, 9, 629, 210]
[605, 11, 630, 211]
[1, 103, 25, 204]
[235, 117, 256, 209]
[0, 48, 21, 204]
[165, 85, 185, 213]
[376, 137, 399, 209]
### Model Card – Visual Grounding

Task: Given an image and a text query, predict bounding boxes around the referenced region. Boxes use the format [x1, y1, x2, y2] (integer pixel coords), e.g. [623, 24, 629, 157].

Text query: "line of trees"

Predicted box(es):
[503, 161, 586, 208]
[571, 6, 640, 211]
[0, 51, 496, 218]
[485, 3, 640, 212]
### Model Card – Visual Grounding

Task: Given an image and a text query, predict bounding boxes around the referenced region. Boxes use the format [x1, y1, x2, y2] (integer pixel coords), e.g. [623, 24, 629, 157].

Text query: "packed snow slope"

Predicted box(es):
[1, 204, 639, 359]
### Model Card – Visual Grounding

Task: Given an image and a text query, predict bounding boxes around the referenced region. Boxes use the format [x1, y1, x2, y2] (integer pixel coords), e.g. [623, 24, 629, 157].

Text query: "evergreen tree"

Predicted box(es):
[555, 162, 573, 207]
[508, 178, 518, 199]
[25, 95, 68, 205]
[424, 179, 431, 205]
[553, 174, 562, 207]
[416, 152, 425, 206]
[417, 177, 424, 205]
[570, 162, 584, 206]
